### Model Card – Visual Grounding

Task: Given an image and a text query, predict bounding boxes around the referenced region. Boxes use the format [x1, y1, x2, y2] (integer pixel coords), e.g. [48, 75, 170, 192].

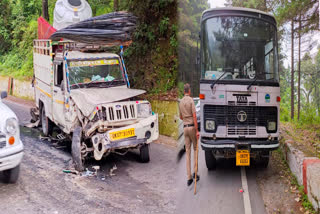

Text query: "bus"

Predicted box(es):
[199, 7, 280, 169]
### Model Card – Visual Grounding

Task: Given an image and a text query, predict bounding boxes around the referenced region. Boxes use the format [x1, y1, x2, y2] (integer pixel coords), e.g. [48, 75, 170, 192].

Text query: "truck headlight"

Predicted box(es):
[137, 103, 152, 118]
[267, 121, 276, 132]
[205, 120, 216, 131]
[5, 118, 19, 135]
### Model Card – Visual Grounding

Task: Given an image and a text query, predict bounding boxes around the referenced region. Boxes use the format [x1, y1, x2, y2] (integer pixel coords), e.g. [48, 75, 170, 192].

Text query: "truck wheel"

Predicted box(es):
[140, 144, 150, 163]
[72, 126, 85, 171]
[41, 106, 53, 136]
[205, 150, 217, 170]
[3, 165, 20, 184]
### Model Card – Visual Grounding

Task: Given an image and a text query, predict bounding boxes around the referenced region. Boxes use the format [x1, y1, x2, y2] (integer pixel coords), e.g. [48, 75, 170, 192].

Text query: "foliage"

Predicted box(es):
[178, 0, 209, 96]
[0, 0, 178, 93]
[124, 0, 178, 93]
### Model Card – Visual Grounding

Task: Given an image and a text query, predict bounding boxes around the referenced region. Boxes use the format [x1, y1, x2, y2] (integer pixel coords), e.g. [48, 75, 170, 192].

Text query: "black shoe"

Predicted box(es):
[193, 173, 200, 182]
[187, 178, 193, 186]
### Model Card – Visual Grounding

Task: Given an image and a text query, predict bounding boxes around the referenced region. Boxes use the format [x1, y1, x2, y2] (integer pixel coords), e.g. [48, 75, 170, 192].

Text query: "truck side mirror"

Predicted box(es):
[1, 91, 7, 99]
[60, 80, 65, 91]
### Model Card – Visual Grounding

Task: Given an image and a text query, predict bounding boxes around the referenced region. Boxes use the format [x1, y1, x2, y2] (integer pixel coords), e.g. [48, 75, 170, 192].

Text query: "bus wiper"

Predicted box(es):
[210, 68, 232, 89]
[247, 77, 258, 90]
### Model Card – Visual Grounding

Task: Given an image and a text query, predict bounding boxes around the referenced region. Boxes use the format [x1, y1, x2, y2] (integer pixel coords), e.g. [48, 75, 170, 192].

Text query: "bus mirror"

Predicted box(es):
[60, 80, 65, 91]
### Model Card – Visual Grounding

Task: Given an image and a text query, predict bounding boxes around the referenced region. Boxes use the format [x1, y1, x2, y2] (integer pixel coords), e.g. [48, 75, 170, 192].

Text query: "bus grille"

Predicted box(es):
[204, 105, 277, 135]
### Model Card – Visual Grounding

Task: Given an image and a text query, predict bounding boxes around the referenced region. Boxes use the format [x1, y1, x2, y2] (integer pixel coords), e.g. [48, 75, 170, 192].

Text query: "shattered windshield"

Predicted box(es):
[201, 16, 279, 82]
[68, 58, 125, 88]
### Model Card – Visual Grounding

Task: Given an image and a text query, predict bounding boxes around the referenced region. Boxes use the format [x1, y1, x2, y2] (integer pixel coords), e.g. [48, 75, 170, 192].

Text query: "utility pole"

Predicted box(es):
[42, 0, 49, 21]
[291, 19, 295, 120]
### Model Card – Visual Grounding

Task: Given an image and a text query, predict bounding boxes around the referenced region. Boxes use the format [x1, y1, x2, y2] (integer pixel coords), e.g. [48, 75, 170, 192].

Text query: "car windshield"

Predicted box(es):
[68, 58, 125, 87]
[201, 16, 279, 82]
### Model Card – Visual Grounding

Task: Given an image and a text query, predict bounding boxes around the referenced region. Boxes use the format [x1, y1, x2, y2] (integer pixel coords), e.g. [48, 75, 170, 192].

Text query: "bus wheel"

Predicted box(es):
[205, 150, 217, 170]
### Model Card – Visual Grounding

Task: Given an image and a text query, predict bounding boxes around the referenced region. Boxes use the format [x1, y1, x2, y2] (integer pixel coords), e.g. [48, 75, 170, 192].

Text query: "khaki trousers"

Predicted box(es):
[184, 126, 198, 180]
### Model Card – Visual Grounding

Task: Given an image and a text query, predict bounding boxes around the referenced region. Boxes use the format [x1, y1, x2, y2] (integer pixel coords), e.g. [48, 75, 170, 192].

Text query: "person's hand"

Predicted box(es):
[196, 131, 200, 140]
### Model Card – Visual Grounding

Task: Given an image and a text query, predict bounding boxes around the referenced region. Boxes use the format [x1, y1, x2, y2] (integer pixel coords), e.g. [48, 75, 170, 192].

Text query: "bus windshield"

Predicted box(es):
[201, 16, 279, 82]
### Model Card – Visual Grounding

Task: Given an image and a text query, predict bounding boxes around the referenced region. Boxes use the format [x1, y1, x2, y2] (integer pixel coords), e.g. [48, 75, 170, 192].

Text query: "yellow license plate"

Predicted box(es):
[236, 150, 250, 166]
[109, 128, 135, 141]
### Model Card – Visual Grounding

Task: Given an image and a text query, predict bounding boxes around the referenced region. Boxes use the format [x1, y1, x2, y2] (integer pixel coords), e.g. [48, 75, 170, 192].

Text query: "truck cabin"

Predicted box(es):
[49, 41, 128, 91]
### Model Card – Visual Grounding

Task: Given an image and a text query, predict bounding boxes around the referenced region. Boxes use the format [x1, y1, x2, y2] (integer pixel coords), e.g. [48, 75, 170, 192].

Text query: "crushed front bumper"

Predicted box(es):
[91, 114, 159, 160]
[201, 138, 279, 151]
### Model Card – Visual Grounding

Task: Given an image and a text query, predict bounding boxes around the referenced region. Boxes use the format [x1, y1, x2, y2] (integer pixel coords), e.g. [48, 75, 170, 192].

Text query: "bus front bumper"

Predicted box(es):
[201, 138, 279, 151]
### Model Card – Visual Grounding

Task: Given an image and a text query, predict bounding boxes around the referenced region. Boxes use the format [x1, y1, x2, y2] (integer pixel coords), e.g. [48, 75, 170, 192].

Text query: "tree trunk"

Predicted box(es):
[42, 0, 49, 21]
[291, 19, 295, 120]
[114, 0, 119, 11]
[298, 14, 301, 120]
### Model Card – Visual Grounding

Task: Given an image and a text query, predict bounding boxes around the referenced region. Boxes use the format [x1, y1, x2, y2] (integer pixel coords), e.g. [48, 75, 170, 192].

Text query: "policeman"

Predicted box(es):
[179, 83, 199, 186]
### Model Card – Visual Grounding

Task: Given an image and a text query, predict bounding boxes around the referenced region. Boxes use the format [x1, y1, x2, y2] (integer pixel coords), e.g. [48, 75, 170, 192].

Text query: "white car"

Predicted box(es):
[0, 91, 23, 183]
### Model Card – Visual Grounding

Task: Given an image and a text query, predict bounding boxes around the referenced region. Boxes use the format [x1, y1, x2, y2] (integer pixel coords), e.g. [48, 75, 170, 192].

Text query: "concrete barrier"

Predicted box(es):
[305, 160, 320, 210]
[281, 140, 320, 210]
[12, 79, 34, 100]
[0, 76, 9, 92]
[150, 100, 179, 140]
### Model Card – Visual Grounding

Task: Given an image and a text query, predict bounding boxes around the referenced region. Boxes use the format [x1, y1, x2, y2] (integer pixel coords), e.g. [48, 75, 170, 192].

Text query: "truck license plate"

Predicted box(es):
[236, 150, 250, 166]
[109, 128, 135, 141]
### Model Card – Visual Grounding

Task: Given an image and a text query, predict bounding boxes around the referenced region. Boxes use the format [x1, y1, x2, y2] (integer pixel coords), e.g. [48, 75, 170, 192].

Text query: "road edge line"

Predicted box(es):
[241, 167, 252, 214]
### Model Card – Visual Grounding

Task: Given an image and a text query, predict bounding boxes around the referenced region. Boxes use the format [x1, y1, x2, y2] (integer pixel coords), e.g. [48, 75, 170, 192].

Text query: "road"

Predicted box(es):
[1, 98, 303, 214]
[1, 99, 178, 214]
[176, 151, 267, 213]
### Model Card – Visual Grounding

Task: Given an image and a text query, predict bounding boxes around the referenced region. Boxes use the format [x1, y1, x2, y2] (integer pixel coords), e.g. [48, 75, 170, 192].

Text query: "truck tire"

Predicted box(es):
[3, 165, 20, 183]
[205, 150, 217, 170]
[72, 126, 84, 171]
[41, 106, 53, 136]
[140, 144, 150, 163]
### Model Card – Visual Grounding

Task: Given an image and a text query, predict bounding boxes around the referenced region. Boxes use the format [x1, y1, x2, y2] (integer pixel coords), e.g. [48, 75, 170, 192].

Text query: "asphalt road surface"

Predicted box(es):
[1, 98, 300, 214]
[176, 149, 268, 214]
[1, 99, 178, 214]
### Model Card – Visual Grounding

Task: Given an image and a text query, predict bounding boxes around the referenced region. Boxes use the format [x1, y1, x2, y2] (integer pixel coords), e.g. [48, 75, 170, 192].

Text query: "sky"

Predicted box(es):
[208, 0, 320, 69]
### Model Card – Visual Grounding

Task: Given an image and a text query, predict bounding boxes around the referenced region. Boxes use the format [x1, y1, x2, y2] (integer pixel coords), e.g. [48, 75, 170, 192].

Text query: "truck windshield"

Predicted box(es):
[201, 16, 279, 82]
[68, 58, 125, 88]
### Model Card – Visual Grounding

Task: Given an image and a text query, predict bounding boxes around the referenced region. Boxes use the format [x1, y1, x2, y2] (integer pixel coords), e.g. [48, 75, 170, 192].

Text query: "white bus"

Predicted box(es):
[199, 8, 280, 169]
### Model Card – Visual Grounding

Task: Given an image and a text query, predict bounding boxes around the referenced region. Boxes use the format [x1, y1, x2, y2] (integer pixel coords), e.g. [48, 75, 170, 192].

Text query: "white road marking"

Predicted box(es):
[241, 167, 252, 214]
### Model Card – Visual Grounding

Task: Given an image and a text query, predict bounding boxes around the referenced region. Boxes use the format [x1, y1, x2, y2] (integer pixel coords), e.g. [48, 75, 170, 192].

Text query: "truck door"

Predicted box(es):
[52, 61, 66, 126]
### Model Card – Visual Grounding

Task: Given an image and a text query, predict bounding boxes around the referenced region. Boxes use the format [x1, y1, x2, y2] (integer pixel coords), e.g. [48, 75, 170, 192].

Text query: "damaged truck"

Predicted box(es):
[31, 39, 159, 171]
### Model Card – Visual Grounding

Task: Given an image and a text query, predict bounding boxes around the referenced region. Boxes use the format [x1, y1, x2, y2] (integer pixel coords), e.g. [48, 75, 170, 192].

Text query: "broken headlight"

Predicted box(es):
[137, 103, 152, 118]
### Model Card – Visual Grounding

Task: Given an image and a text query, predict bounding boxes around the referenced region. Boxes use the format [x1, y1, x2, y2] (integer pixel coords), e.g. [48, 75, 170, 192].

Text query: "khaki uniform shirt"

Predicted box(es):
[179, 94, 196, 125]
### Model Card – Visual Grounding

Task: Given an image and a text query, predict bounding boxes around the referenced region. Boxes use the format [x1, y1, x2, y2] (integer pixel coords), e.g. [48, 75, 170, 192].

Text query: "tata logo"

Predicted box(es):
[115, 105, 122, 109]
[236, 96, 248, 103]
[237, 111, 247, 122]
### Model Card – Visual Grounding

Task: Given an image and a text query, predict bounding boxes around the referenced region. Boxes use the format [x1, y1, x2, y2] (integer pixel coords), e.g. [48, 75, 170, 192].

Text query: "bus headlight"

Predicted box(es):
[137, 103, 152, 118]
[267, 121, 276, 132]
[205, 120, 216, 131]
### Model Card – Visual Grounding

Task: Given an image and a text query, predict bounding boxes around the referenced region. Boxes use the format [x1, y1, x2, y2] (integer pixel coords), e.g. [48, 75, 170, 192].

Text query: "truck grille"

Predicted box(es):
[204, 105, 277, 135]
[0, 132, 6, 149]
[101, 103, 137, 122]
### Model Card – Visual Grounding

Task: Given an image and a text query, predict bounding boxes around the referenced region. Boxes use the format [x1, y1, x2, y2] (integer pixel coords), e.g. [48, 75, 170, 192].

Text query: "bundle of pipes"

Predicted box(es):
[50, 11, 137, 45]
